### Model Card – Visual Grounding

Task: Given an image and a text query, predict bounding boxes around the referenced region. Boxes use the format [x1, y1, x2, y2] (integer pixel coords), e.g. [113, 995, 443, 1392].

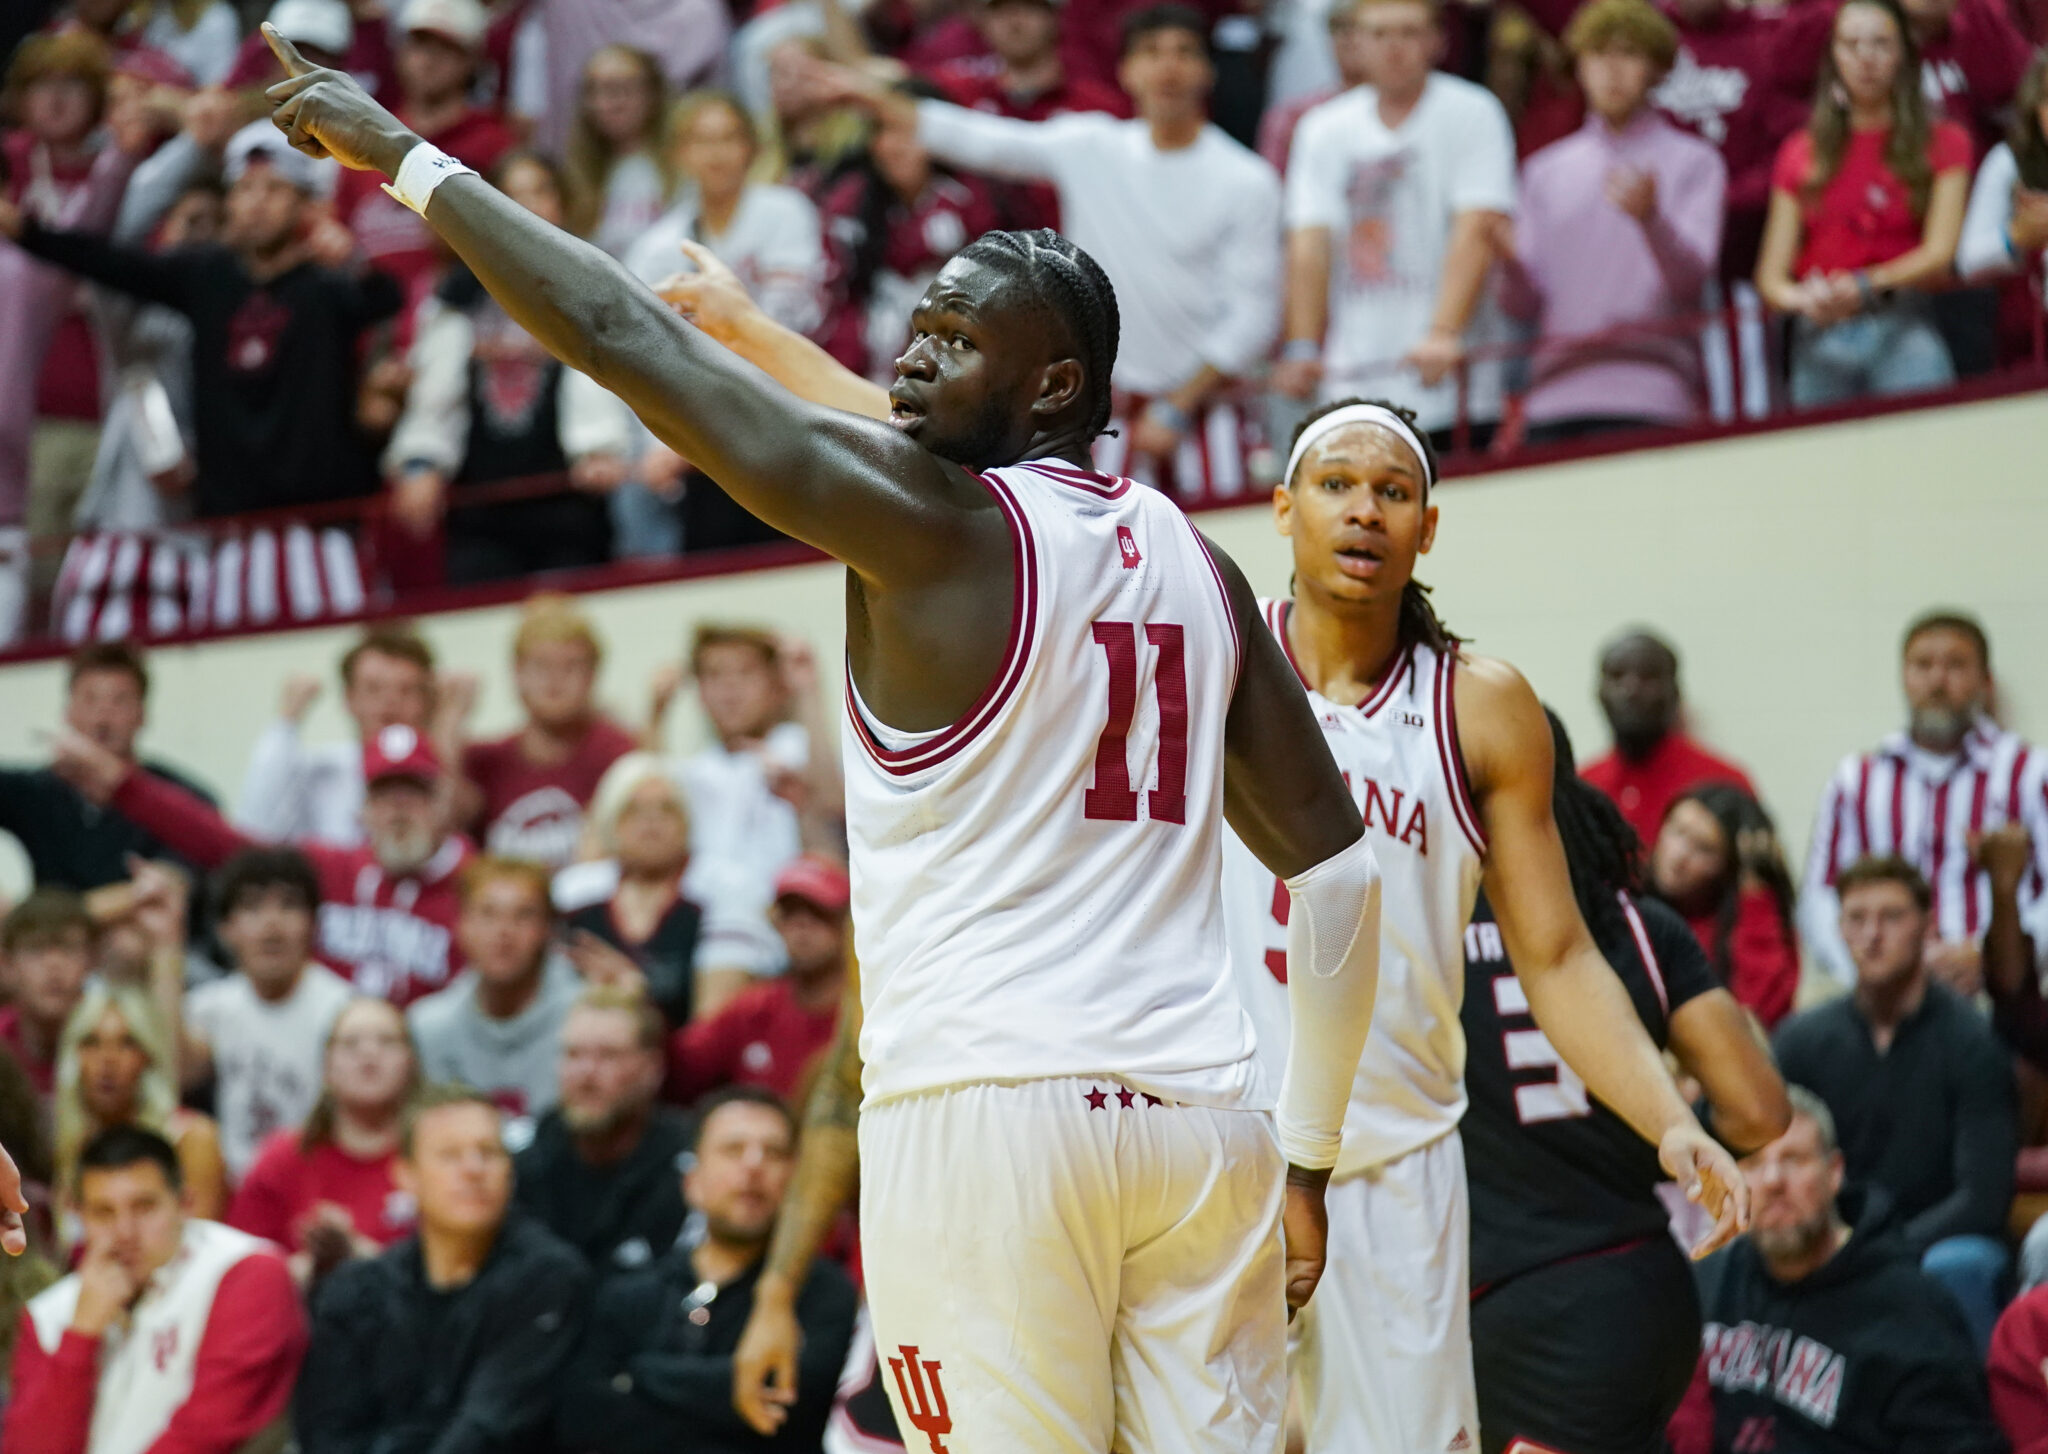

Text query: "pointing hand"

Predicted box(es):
[262, 24, 419, 175]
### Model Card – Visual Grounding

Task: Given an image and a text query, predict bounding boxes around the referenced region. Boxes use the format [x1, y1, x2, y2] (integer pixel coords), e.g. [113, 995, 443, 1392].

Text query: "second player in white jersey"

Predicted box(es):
[1225, 599, 1484, 1169]
[849, 459, 1260, 1109]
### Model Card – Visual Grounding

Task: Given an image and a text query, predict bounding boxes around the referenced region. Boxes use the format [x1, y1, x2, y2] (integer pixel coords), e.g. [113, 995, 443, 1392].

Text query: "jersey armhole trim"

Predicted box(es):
[844, 471, 1040, 777]
[1181, 514, 1242, 694]
[1272, 599, 1312, 692]
[1617, 892, 1669, 1018]
[1434, 651, 1489, 857]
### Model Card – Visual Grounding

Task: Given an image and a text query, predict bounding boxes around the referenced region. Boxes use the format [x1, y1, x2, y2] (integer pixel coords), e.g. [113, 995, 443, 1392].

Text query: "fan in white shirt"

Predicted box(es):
[1274, 0, 1518, 439]
[802, 13, 1283, 506]
[237, 627, 439, 846]
[181, 848, 352, 1180]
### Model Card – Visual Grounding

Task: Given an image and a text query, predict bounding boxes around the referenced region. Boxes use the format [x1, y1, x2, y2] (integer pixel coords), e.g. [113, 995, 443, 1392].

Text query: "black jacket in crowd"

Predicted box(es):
[0, 759, 214, 893]
[14, 223, 400, 519]
[554, 1247, 859, 1454]
[295, 1212, 589, 1454]
[513, 1107, 691, 1272]
[1693, 1189, 2007, 1453]
[1773, 982, 2017, 1252]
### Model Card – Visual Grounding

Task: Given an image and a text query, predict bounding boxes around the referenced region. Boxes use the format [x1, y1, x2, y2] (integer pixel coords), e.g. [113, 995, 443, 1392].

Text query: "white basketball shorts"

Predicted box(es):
[858, 1077, 1287, 1453]
[1293, 1128, 1481, 1454]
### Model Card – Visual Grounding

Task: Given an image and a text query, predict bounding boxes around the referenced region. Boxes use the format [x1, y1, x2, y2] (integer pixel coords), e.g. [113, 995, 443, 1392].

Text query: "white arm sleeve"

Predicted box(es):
[914, 101, 1074, 184]
[1274, 832, 1382, 1169]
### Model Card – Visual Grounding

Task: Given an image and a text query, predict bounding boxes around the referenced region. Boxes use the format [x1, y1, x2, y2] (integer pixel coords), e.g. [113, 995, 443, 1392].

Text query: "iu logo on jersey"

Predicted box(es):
[889, 1344, 953, 1451]
[1116, 526, 1142, 569]
[151, 1325, 181, 1372]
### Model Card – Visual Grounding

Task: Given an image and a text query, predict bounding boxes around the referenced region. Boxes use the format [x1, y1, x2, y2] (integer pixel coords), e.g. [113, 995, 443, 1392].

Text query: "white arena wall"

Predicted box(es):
[1, 389, 2044, 901]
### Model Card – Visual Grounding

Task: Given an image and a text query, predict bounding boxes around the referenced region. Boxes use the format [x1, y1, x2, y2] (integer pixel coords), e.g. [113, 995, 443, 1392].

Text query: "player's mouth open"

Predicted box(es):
[888, 392, 926, 432]
[1335, 545, 1383, 579]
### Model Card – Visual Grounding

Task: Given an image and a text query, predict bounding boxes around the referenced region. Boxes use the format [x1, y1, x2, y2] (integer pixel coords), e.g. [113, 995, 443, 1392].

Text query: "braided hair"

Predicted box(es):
[1544, 707, 1643, 940]
[956, 229, 1121, 440]
[1287, 396, 1459, 656]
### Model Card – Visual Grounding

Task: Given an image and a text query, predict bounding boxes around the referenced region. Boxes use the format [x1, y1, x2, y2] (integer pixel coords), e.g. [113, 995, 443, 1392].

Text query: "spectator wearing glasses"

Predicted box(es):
[553, 1086, 857, 1454]
[1495, 0, 1726, 442]
[228, 997, 423, 1284]
[1754, 0, 1971, 408]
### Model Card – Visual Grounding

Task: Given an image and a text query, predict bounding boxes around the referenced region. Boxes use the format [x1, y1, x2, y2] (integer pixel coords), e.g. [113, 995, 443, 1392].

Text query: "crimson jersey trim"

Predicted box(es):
[1022, 460, 1132, 499]
[845, 471, 1040, 776]
[1433, 651, 1489, 856]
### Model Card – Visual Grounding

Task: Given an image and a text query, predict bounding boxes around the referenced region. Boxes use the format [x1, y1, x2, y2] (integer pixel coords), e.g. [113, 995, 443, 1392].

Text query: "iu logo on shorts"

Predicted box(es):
[888, 1344, 953, 1452]
[1116, 526, 1142, 569]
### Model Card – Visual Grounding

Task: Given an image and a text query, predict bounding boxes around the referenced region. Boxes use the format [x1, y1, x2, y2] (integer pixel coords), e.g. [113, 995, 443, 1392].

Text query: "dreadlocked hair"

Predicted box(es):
[1544, 707, 1643, 938]
[1288, 397, 1460, 655]
[956, 229, 1121, 441]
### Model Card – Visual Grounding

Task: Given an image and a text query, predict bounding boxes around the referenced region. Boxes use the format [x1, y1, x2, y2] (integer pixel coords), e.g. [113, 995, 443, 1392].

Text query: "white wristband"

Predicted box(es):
[380, 143, 477, 218]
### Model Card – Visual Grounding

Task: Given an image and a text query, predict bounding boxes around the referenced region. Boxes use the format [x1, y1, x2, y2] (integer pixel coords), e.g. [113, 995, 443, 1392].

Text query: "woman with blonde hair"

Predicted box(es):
[554, 753, 778, 1024]
[54, 984, 224, 1233]
[228, 997, 421, 1284]
[1754, 0, 1971, 405]
[562, 45, 673, 256]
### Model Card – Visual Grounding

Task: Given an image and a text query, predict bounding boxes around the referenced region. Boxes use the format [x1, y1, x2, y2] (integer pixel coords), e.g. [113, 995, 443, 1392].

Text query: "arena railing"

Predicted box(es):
[4, 288, 2044, 666]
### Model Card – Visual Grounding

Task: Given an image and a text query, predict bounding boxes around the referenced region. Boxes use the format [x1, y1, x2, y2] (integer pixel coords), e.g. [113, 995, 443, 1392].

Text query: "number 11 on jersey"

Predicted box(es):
[1084, 620, 1189, 824]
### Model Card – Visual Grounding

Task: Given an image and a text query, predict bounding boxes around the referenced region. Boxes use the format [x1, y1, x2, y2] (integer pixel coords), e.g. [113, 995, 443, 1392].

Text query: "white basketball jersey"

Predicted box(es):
[846, 459, 1259, 1110]
[1223, 599, 1487, 1176]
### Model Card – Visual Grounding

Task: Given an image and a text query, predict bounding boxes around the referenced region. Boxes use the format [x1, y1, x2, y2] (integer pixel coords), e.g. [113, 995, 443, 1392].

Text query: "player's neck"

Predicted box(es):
[1288, 585, 1406, 706]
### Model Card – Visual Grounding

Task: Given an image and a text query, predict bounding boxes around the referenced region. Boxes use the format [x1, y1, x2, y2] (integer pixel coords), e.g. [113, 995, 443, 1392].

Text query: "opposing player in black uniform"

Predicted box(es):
[1462, 713, 1790, 1454]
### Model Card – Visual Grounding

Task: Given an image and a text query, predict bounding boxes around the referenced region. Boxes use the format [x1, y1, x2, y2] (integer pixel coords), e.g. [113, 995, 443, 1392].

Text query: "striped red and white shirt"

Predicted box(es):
[1799, 719, 2048, 982]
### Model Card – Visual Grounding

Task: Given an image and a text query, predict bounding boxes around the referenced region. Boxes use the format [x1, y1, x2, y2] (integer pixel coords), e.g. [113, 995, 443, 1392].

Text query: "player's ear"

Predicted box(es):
[1034, 358, 1083, 421]
[1417, 501, 1439, 557]
[1272, 483, 1294, 537]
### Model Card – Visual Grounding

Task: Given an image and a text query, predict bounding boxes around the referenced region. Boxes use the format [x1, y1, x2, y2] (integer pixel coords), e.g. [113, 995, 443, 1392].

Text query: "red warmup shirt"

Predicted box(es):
[5, 1245, 306, 1454]
[1919, 0, 2034, 158]
[1991, 1285, 2048, 1454]
[668, 978, 839, 1107]
[1581, 730, 1755, 846]
[1685, 885, 1799, 1029]
[6, 133, 105, 424]
[460, 716, 638, 869]
[333, 108, 517, 309]
[1774, 121, 1974, 276]
[0, 1008, 55, 1098]
[932, 66, 1131, 231]
[109, 768, 472, 1006]
[227, 1130, 415, 1251]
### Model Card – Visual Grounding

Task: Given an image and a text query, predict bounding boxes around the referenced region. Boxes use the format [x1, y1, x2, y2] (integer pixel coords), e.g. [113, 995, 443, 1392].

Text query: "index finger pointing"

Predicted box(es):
[261, 22, 314, 78]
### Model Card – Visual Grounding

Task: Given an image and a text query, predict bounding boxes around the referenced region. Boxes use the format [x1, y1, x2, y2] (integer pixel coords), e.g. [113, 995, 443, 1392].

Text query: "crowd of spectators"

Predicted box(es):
[0, 592, 2043, 1450]
[0, 0, 2041, 647]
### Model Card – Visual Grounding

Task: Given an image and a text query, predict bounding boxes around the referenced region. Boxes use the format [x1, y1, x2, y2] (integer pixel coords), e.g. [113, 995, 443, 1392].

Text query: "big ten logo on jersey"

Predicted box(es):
[1476, 947, 1590, 1125]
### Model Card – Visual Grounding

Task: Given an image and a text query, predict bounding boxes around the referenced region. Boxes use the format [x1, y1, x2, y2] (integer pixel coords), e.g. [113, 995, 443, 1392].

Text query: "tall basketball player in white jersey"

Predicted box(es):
[1223, 397, 1750, 1454]
[254, 43, 1392, 1453]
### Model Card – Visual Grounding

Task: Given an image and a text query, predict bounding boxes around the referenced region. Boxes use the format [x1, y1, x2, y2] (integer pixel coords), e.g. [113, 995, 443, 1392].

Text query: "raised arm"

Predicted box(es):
[1208, 542, 1380, 1310]
[1459, 656, 1749, 1256]
[259, 28, 977, 589]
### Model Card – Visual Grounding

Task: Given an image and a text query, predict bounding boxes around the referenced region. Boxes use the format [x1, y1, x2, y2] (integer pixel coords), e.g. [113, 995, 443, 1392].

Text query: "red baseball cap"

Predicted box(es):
[363, 724, 441, 787]
[773, 854, 851, 915]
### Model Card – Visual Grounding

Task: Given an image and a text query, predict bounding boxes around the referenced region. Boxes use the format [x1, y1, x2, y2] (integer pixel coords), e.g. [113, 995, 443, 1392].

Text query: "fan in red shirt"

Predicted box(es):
[1756, 0, 1975, 407]
[1581, 631, 1754, 845]
[668, 855, 850, 1107]
[817, 81, 1003, 381]
[1647, 783, 1802, 1027]
[932, 0, 1130, 231]
[1991, 1283, 2048, 1453]
[453, 595, 638, 870]
[328, 0, 516, 313]
[51, 723, 474, 1007]
[229, 998, 421, 1284]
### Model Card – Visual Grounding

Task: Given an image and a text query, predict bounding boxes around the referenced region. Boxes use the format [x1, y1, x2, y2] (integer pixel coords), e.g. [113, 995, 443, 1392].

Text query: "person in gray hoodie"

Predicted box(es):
[408, 857, 583, 1145]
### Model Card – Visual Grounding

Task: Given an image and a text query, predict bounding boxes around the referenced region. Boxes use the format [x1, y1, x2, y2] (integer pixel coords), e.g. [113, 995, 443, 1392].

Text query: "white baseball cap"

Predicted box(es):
[402, 0, 488, 48]
[224, 120, 321, 193]
[264, 0, 354, 57]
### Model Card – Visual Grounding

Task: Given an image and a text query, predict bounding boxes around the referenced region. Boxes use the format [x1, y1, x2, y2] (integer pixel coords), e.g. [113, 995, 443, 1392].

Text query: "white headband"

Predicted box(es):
[1284, 403, 1435, 497]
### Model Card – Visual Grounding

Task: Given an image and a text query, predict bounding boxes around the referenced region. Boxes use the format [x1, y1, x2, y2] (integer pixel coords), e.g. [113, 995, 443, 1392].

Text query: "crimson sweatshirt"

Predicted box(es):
[109, 766, 472, 1006]
[1993, 1285, 2048, 1454]
[5, 1247, 306, 1454]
